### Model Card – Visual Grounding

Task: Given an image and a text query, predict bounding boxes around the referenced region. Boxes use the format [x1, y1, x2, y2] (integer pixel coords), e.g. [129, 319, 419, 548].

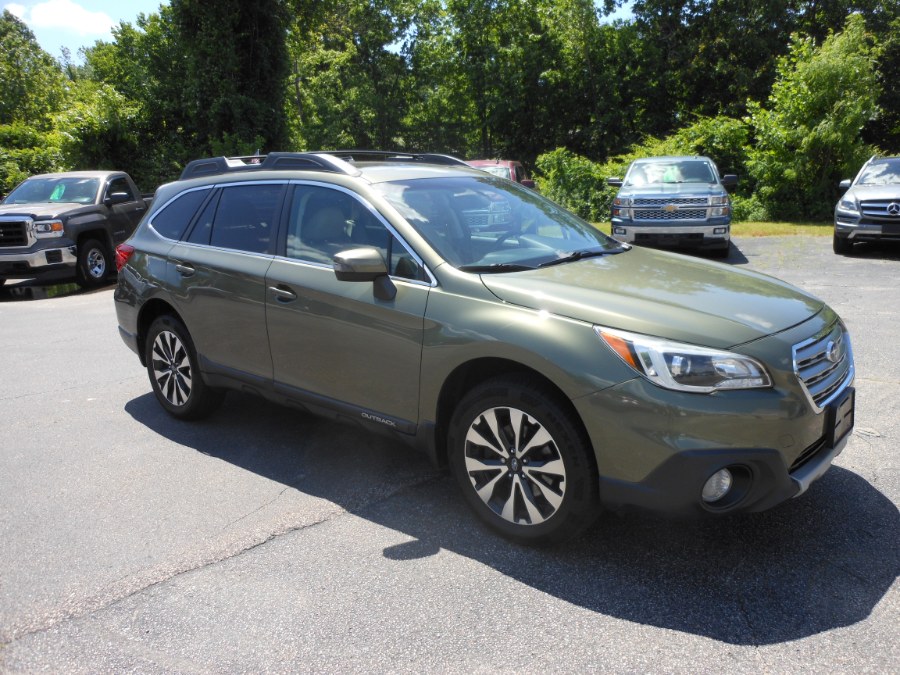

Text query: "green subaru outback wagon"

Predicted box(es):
[114, 151, 855, 544]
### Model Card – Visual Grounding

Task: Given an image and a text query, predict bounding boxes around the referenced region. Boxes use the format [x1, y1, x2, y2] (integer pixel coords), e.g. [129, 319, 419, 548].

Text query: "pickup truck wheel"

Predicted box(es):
[145, 315, 224, 420]
[76, 238, 110, 287]
[833, 233, 854, 255]
[448, 375, 600, 544]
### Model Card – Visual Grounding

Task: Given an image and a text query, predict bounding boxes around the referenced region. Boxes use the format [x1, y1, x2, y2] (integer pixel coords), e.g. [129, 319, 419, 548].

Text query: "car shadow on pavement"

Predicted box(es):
[125, 391, 899, 647]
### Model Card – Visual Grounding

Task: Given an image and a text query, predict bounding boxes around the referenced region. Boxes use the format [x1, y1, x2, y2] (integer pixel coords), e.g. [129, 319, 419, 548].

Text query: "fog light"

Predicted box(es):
[702, 468, 733, 503]
[614, 227, 627, 235]
[713, 227, 727, 234]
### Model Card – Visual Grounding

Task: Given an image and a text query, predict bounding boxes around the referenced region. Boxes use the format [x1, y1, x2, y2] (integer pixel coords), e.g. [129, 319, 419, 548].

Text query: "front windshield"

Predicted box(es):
[624, 160, 715, 187]
[4, 177, 100, 205]
[857, 159, 900, 185]
[373, 176, 623, 271]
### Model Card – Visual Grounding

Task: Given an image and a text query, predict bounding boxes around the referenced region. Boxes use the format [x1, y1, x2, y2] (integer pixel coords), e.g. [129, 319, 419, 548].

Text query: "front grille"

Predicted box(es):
[0, 220, 29, 247]
[633, 198, 707, 206]
[860, 199, 900, 221]
[793, 322, 854, 411]
[634, 209, 707, 221]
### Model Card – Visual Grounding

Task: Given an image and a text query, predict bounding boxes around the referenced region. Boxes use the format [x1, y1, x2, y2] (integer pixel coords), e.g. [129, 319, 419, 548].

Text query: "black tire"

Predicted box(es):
[145, 315, 224, 420]
[448, 375, 600, 544]
[75, 238, 111, 288]
[709, 243, 731, 259]
[833, 233, 854, 255]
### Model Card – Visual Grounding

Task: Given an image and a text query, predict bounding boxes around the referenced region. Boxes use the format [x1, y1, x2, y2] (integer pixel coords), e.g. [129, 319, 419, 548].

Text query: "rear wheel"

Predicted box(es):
[833, 233, 854, 255]
[448, 375, 600, 544]
[76, 238, 111, 288]
[145, 315, 224, 420]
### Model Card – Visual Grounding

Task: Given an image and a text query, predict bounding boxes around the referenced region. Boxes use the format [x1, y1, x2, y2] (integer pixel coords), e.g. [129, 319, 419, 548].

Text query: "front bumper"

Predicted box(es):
[834, 212, 900, 243]
[611, 220, 730, 250]
[573, 362, 854, 517]
[0, 241, 77, 280]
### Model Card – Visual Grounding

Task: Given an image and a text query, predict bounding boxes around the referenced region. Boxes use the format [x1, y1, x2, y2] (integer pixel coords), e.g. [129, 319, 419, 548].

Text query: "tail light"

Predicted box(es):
[115, 243, 135, 271]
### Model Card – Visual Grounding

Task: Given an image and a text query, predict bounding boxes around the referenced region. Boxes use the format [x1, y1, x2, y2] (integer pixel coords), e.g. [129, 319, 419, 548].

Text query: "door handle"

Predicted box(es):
[269, 285, 297, 302]
[175, 263, 195, 277]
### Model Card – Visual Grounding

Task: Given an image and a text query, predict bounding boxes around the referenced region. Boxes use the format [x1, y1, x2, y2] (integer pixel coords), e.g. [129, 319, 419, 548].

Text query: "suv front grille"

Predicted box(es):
[0, 220, 29, 247]
[860, 199, 900, 221]
[793, 322, 854, 412]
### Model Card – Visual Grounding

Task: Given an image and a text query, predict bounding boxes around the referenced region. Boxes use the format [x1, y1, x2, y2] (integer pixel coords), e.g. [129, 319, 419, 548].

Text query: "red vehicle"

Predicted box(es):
[467, 159, 536, 189]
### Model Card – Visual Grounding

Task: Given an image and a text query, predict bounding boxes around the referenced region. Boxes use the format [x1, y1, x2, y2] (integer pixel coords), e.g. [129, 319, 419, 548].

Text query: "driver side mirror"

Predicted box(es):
[104, 192, 132, 206]
[333, 247, 396, 300]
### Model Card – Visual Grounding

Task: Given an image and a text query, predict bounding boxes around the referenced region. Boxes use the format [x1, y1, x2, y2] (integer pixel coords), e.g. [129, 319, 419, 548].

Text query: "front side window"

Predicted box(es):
[209, 184, 283, 254]
[373, 176, 623, 271]
[106, 177, 136, 201]
[285, 185, 427, 281]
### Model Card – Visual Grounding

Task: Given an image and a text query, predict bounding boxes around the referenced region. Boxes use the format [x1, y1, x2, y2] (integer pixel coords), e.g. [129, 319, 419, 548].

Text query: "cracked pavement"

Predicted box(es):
[0, 236, 897, 672]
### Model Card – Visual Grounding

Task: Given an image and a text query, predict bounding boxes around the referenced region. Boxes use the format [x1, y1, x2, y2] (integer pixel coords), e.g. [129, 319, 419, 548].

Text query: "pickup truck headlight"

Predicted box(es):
[612, 197, 632, 218]
[33, 219, 65, 238]
[709, 195, 730, 217]
[596, 327, 772, 393]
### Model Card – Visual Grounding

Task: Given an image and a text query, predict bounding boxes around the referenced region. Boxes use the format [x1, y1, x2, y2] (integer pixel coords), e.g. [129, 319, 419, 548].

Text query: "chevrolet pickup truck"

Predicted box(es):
[0, 170, 150, 288]
[607, 156, 737, 257]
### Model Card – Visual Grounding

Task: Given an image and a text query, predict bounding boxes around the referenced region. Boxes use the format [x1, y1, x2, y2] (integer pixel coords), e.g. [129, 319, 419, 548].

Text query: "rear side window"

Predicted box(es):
[209, 184, 283, 254]
[151, 189, 210, 240]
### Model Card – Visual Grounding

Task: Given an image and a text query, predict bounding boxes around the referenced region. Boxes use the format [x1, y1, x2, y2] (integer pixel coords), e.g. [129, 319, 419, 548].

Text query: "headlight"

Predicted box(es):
[838, 198, 858, 213]
[613, 197, 632, 207]
[33, 219, 64, 238]
[596, 327, 772, 393]
[709, 195, 729, 206]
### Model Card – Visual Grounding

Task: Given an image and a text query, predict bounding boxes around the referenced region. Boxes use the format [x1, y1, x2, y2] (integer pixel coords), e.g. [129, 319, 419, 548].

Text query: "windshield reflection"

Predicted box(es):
[374, 176, 622, 270]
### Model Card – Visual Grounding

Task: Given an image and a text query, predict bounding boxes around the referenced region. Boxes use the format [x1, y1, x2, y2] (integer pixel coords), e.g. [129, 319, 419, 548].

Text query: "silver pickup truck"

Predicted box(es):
[0, 170, 150, 288]
[607, 156, 737, 257]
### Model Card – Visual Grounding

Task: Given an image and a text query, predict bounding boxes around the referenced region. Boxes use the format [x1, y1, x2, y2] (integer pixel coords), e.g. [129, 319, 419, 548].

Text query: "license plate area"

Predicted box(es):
[828, 387, 855, 447]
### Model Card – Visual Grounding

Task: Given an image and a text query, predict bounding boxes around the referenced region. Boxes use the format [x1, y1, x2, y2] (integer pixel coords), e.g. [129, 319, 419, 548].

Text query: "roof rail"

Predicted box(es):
[317, 150, 470, 167]
[178, 152, 363, 181]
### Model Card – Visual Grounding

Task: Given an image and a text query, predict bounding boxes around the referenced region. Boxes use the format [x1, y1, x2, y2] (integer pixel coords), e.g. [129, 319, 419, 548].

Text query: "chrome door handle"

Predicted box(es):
[175, 263, 195, 276]
[269, 285, 297, 302]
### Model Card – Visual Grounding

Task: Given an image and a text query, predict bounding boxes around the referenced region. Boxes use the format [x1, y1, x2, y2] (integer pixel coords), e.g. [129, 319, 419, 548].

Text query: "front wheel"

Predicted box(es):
[448, 376, 600, 544]
[75, 238, 111, 288]
[145, 315, 224, 420]
[833, 233, 854, 255]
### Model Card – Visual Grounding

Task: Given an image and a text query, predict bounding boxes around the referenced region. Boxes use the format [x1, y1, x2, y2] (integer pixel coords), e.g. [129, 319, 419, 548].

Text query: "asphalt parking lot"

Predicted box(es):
[0, 236, 897, 672]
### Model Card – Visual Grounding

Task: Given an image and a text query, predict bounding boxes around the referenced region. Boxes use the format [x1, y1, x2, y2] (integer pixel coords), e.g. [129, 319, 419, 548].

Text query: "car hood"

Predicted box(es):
[617, 183, 726, 198]
[0, 202, 84, 218]
[479, 247, 823, 349]
[846, 184, 900, 201]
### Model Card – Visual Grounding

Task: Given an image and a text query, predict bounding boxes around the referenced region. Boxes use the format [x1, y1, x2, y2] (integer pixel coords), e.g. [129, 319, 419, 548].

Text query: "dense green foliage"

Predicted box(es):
[0, 0, 897, 220]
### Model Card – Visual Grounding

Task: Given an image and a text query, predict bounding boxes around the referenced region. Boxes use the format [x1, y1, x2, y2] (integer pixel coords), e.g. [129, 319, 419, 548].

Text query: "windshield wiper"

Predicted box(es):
[458, 263, 535, 273]
[538, 247, 627, 268]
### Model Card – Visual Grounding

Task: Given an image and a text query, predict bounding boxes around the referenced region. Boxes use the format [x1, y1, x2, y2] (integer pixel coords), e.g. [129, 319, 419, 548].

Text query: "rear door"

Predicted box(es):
[166, 182, 285, 384]
[265, 183, 431, 429]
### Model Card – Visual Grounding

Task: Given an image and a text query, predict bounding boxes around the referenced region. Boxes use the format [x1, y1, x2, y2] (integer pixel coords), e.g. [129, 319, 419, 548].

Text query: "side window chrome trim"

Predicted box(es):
[285, 179, 437, 288]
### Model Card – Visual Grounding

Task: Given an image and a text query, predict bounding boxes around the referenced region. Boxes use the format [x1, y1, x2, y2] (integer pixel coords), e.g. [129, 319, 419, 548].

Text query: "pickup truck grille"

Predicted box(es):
[634, 209, 707, 221]
[793, 322, 854, 412]
[0, 219, 29, 247]
[633, 198, 708, 206]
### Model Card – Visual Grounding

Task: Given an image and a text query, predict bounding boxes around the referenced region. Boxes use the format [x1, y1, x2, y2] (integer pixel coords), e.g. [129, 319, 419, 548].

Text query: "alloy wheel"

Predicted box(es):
[463, 406, 567, 526]
[151, 330, 192, 406]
